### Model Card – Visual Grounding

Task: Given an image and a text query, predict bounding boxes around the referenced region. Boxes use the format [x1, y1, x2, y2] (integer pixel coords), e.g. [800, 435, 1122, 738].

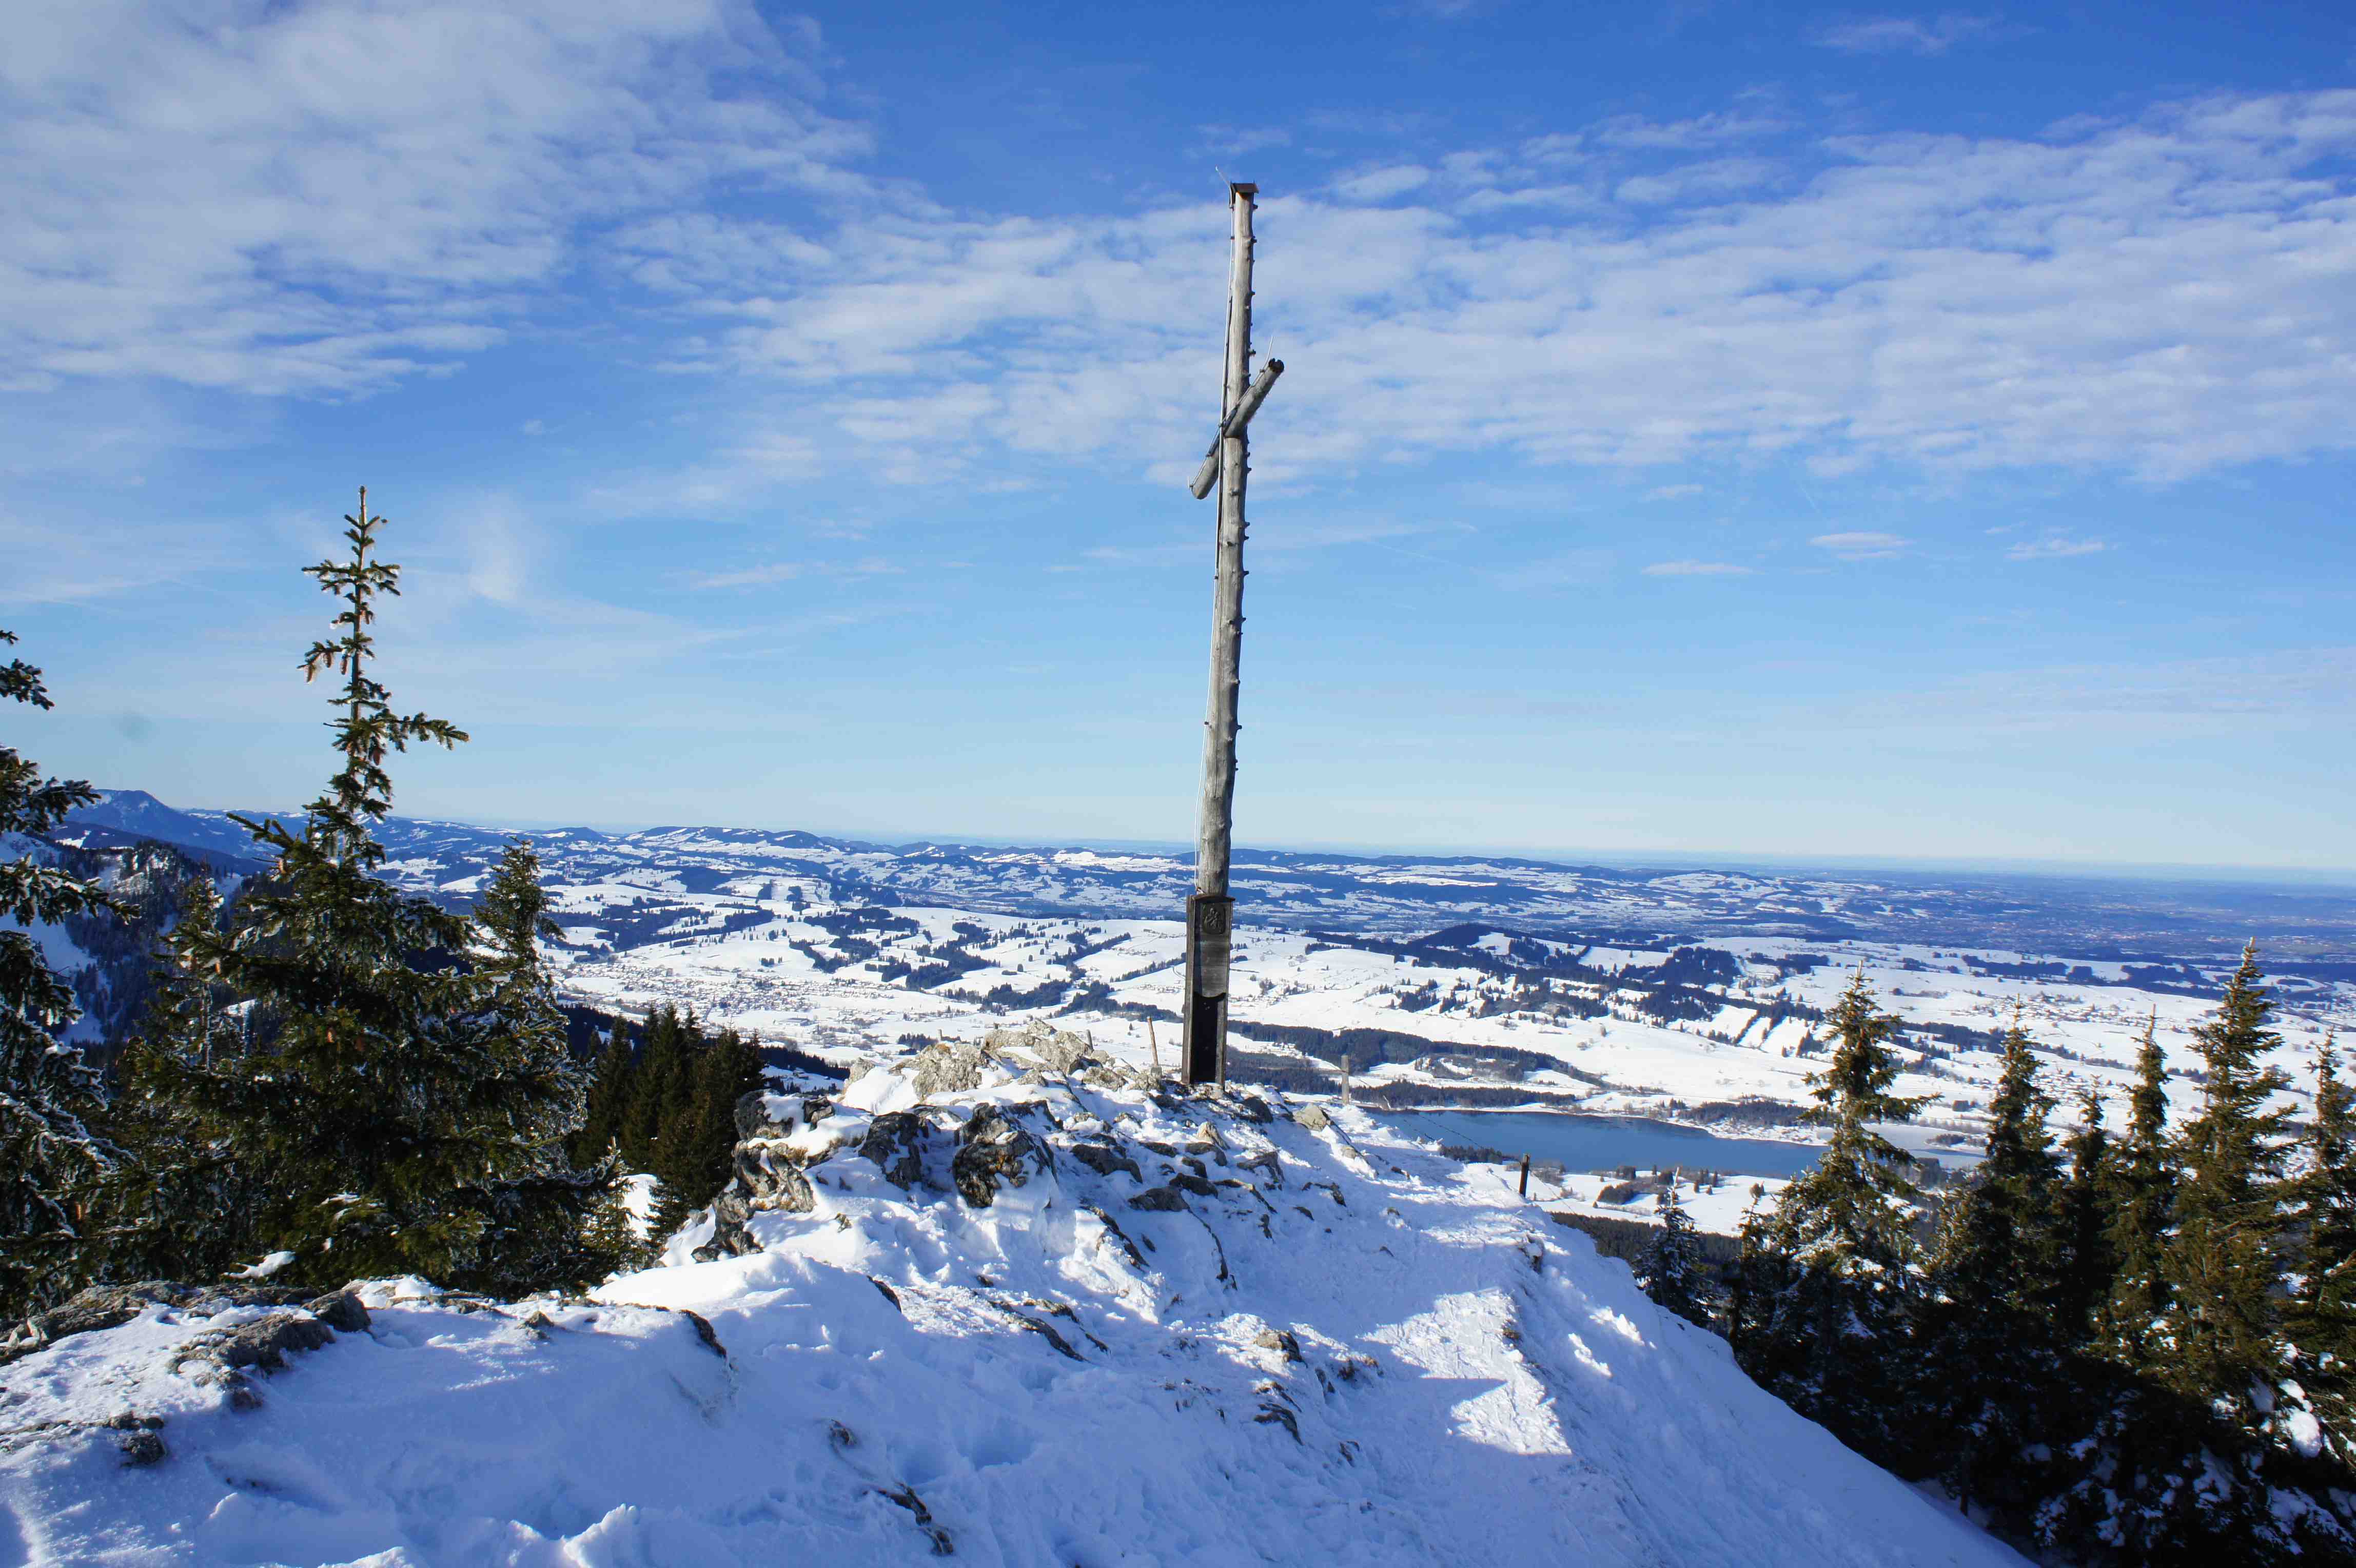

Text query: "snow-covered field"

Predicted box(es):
[1, 1057, 2022, 1566]
[45, 791, 2356, 1191]
[546, 896, 2355, 1173]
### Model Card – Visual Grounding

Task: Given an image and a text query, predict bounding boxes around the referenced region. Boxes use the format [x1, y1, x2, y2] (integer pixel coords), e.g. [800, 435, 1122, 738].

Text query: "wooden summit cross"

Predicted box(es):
[1182, 182, 1285, 1088]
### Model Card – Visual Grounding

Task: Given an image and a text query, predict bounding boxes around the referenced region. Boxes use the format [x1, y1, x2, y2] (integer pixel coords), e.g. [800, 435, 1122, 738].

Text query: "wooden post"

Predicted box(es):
[1184, 182, 1260, 1089]
[1341, 1053, 1352, 1105]
[1518, 1154, 1532, 1198]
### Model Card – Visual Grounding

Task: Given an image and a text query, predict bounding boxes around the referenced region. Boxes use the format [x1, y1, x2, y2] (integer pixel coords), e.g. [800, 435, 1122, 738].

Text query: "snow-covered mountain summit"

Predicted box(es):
[0, 1034, 2020, 1565]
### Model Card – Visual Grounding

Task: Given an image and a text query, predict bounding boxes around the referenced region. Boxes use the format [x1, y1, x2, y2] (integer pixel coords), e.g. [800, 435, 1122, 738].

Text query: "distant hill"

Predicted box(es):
[56, 787, 2356, 961]
[58, 789, 272, 870]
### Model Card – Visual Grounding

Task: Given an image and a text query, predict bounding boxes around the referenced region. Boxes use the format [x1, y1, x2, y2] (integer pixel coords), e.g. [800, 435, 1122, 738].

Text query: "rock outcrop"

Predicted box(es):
[2, 1282, 368, 1368]
[950, 1105, 1054, 1208]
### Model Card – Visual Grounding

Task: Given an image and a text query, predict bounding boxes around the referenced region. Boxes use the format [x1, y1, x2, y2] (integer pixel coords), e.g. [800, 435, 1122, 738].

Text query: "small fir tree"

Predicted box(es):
[2052, 1088, 2116, 1347]
[1732, 970, 1932, 1469]
[2287, 1033, 2356, 1465]
[569, 1015, 636, 1169]
[0, 630, 122, 1318]
[621, 1004, 690, 1174]
[1922, 1016, 2066, 1515]
[1933, 1014, 2062, 1314]
[2102, 1010, 2176, 1363]
[2157, 942, 2292, 1424]
[113, 491, 612, 1293]
[1638, 1182, 1713, 1328]
[661, 1027, 764, 1223]
[92, 876, 272, 1284]
[457, 840, 624, 1293]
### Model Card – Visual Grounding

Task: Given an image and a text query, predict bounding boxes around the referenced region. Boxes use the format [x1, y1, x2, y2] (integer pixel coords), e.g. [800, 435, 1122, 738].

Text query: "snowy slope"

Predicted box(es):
[0, 1053, 2023, 1566]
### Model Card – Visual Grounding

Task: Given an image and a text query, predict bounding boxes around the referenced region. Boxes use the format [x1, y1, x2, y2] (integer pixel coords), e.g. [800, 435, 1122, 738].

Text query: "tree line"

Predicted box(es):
[1, 493, 760, 1322]
[1637, 958, 2356, 1564]
[570, 1004, 765, 1240]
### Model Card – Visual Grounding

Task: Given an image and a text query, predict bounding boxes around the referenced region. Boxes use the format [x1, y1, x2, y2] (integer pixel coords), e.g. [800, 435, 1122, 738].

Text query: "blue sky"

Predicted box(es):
[5, 1, 2354, 870]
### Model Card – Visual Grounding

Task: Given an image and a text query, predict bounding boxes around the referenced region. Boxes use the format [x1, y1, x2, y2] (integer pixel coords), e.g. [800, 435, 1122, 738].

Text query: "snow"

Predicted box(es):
[1, 1063, 2026, 1566]
[231, 1252, 297, 1280]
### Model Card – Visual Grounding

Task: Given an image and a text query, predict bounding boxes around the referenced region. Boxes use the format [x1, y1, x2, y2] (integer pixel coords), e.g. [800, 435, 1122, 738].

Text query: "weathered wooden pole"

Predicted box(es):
[1183, 182, 1262, 1088]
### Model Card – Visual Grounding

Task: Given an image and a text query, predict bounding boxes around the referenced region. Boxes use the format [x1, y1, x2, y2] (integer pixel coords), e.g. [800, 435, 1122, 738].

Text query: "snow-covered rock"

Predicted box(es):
[0, 1056, 2026, 1566]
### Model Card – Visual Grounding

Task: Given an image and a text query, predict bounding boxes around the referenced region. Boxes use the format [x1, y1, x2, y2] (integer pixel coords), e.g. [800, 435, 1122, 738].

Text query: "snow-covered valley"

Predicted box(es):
[51, 791, 2356, 1232]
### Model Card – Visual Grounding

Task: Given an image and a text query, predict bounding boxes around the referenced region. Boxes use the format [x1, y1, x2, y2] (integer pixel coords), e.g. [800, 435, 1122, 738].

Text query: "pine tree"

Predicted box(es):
[2102, 1009, 2176, 1363]
[458, 840, 623, 1294]
[569, 1015, 636, 1169]
[2157, 942, 2292, 1424]
[1922, 1015, 2070, 1513]
[110, 491, 611, 1293]
[1732, 970, 1932, 1470]
[1639, 1182, 1713, 1327]
[584, 1175, 653, 1277]
[1, 629, 123, 1320]
[1935, 1015, 2062, 1314]
[2286, 1033, 2356, 1465]
[91, 876, 271, 1284]
[2034, 987, 2355, 1567]
[2052, 1088, 2116, 1347]
[669, 1027, 764, 1219]
[657, 1007, 705, 1151]
[621, 1004, 686, 1174]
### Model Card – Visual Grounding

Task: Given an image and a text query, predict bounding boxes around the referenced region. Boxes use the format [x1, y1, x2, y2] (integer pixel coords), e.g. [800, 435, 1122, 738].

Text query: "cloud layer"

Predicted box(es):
[1, 0, 865, 397]
[6, 7, 2355, 503]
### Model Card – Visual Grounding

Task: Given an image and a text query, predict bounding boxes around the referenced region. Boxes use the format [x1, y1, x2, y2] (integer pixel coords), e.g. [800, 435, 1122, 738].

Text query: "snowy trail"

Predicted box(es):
[0, 1061, 2025, 1566]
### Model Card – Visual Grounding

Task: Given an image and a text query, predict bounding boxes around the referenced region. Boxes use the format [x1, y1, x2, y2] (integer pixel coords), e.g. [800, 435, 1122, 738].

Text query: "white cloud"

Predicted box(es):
[1811, 530, 1909, 559]
[1614, 158, 1781, 206]
[1333, 165, 1435, 203]
[1592, 112, 1788, 150]
[1199, 125, 1293, 158]
[2007, 535, 2107, 561]
[1643, 559, 1753, 576]
[633, 88, 2356, 497]
[690, 561, 802, 590]
[1646, 484, 1704, 500]
[1852, 646, 2356, 737]
[11, 17, 2356, 505]
[0, 0, 868, 397]
[1811, 14, 2006, 56]
[688, 554, 901, 590]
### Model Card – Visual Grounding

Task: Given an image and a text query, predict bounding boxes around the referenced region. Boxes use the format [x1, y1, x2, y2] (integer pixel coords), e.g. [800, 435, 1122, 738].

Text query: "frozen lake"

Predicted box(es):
[1374, 1108, 1977, 1180]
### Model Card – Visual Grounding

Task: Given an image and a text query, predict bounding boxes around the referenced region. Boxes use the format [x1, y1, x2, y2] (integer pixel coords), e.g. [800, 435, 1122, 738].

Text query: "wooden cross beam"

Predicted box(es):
[1187, 359, 1285, 499]
[1181, 182, 1284, 1090]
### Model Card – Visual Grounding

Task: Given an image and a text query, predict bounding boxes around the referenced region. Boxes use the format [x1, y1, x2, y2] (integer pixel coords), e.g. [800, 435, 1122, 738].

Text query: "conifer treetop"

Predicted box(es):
[2182, 940, 2293, 1183]
[287, 488, 467, 864]
[2315, 1031, 2350, 1177]
[2124, 1007, 2168, 1146]
[1804, 967, 1931, 1158]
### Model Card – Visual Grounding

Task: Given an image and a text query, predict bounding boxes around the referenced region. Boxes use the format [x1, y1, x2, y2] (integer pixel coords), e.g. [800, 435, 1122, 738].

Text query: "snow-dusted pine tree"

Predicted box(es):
[456, 840, 627, 1293]
[568, 1016, 636, 1168]
[1730, 970, 1931, 1472]
[1638, 1182, 1713, 1328]
[94, 875, 273, 1284]
[2158, 942, 2292, 1425]
[2285, 1033, 2356, 1466]
[0, 629, 120, 1320]
[2051, 1088, 2115, 1346]
[1922, 1016, 2066, 1517]
[2100, 1008, 2175, 1361]
[117, 493, 615, 1293]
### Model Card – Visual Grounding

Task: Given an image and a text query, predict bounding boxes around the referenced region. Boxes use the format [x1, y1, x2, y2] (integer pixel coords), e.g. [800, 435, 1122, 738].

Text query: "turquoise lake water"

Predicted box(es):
[1373, 1108, 1829, 1180]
